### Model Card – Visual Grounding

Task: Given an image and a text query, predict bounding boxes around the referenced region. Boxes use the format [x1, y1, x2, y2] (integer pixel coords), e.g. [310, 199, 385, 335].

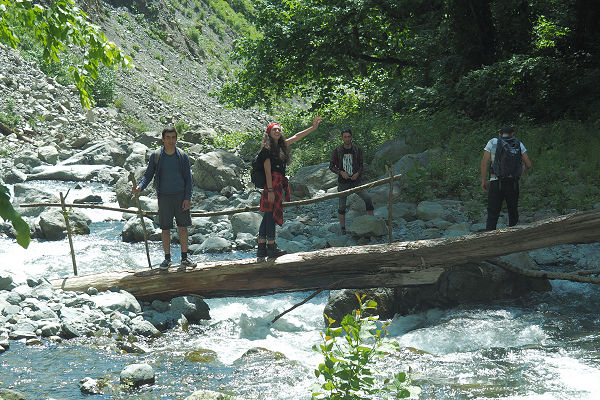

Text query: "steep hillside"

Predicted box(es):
[97, 0, 266, 134]
[0, 0, 266, 153]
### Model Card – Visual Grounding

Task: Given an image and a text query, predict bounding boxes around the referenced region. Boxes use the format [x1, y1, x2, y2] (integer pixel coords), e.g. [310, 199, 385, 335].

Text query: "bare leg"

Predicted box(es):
[367, 210, 374, 216]
[177, 226, 189, 253]
[161, 229, 171, 255]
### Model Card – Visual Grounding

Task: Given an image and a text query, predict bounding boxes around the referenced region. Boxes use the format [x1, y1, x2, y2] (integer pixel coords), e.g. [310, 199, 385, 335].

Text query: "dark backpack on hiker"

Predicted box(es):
[250, 153, 266, 188]
[491, 136, 522, 179]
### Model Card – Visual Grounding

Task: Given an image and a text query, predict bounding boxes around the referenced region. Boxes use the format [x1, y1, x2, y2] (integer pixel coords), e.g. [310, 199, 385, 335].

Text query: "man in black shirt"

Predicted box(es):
[329, 129, 374, 234]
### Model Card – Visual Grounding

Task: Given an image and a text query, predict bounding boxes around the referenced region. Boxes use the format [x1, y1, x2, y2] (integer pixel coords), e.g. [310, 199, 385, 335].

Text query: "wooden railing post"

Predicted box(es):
[60, 192, 77, 276]
[129, 172, 153, 269]
[386, 166, 394, 244]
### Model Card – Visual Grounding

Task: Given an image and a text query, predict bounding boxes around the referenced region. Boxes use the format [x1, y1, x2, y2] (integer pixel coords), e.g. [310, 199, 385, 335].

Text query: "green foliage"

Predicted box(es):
[0, 184, 30, 248]
[220, 0, 600, 121]
[312, 294, 418, 399]
[0, 100, 22, 128]
[533, 15, 570, 49]
[0, 0, 132, 109]
[174, 120, 190, 135]
[206, 0, 257, 37]
[90, 65, 116, 107]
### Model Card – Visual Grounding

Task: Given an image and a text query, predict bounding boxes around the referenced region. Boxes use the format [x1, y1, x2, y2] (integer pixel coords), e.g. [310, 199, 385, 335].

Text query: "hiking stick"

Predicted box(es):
[129, 172, 152, 269]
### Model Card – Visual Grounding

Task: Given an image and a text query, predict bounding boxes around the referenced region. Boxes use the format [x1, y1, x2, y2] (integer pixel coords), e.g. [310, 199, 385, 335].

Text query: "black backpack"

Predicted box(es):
[491, 136, 522, 179]
[250, 153, 266, 188]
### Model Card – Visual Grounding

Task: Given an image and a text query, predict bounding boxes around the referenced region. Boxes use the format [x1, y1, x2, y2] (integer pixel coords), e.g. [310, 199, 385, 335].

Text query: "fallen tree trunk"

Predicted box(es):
[50, 209, 600, 301]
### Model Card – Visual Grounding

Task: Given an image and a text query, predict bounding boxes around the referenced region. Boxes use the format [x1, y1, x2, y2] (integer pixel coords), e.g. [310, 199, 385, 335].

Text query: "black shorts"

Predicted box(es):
[158, 192, 191, 230]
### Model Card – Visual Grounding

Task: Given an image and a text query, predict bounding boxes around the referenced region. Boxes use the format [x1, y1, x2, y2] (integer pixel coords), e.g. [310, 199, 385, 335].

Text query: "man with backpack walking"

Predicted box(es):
[480, 125, 532, 230]
[133, 126, 196, 270]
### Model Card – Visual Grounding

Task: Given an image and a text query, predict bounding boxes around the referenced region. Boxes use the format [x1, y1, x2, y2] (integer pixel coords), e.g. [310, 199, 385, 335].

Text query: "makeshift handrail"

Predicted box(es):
[20, 173, 403, 218]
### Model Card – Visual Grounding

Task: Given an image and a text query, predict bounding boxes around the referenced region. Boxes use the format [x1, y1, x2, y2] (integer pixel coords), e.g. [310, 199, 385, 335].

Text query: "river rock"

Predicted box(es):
[289, 162, 338, 195]
[192, 149, 245, 191]
[324, 254, 552, 323]
[39, 208, 91, 240]
[0, 389, 27, 400]
[27, 164, 114, 182]
[130, 317, 161, 337]
[13, 184, 60, 217]
[38, 145, 59, 164]
[120, 363, 155, 387]
[13, 150, 42, 169]
[80, 377, 103, 395]
[229, 212, 261, 236]
[144, 296, 210, 331]
[92, 290, 142, 314]
[0, 274, 14, 291]
[121, 215, 157, 243]
[196, 236, 232, 253]
[347, 215, 388, 237]
[371, 137, 410, 168]
[416, 200, 445, 221]
[391, 149, 437, 176]
[2, 167, 27, 184]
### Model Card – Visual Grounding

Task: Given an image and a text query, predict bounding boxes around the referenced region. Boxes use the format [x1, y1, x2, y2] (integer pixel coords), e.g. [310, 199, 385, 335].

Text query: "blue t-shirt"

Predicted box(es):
[159, 152, 185, 194]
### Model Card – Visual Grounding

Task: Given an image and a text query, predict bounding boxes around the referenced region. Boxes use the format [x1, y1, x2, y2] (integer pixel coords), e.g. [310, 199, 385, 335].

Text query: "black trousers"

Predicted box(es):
[486, 179, 520, 230]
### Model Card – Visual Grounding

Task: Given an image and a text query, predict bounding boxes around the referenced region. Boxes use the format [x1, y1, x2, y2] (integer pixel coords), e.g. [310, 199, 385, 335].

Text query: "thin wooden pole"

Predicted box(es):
[386, 166, 394, 244]
[487, 260, 600, 284]
[129, 172, 152, 269]
[21, 173, 403, 218]
[60, 192, 77, 276]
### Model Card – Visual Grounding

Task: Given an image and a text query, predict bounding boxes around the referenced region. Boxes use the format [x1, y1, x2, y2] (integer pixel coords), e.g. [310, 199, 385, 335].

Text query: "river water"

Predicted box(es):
[1, 181, 600, 399]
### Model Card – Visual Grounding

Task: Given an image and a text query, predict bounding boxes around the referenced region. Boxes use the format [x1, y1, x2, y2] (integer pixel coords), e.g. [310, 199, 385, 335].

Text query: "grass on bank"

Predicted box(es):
[214, 111, 600, 215]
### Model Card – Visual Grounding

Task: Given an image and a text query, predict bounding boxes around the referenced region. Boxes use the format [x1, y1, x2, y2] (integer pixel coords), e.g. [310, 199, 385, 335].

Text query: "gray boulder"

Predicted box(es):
[347, 215, 388, 237]
[39, 208, 91, 240]
[13, 184, 60, 217]
[371, 137, 410, 169]
[92, 290, 142, 314]
[196, 236, 232, 253]
[2, 167, 27, 184]
[121, 216, 157, 243]
[120, 363, 155, 387]
[289, 162, 338, 195]
[27, 164, 114, 182]
[0, 389, 27, 400]
[192, 149, 245, 191]
[185, 390, 245, 400]
[324, 253, 551, 323]
[38, 145, 59, 164]
[229, 212, 261, 236]
[416, 201, 445, 221]
[80, 377, 103, 395]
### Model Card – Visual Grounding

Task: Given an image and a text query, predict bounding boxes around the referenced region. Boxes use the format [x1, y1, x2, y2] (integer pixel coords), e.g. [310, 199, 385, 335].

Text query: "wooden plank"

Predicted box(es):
[50, 209, 600, 301]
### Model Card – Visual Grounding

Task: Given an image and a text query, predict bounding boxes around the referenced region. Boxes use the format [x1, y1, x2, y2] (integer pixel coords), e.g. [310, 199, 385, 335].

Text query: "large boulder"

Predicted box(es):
[27, 164, 119, 182]
[39, 208, 91, 240]
[121, 216, 158, 243]
[347, 215, 388, 237]
[120, 363, 155, 387]
[192, 150, 245, 191]
[123, 142, 150, 171]
[60, 140, 129, 167]
[323, 253, 551, 324]
[289, 162, 338, 196]
[229, 212, 261, 236]
[38, 145, 59, 164]
[115, 167, 149, 208]
[13, 184, 60, 217]
[371, 137, 410, 170]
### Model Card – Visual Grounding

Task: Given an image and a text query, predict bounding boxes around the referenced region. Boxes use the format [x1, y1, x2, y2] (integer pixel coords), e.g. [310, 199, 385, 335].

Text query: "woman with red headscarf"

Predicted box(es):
[257, 116, 322, 261]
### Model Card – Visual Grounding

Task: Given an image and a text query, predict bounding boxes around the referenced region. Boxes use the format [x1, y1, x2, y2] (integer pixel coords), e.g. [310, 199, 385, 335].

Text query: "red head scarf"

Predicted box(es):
[266, 123, 280, 134]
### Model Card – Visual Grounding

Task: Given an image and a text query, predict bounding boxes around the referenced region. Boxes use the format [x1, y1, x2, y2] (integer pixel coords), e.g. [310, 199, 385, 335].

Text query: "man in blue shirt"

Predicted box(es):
[133, 126, 196, 269]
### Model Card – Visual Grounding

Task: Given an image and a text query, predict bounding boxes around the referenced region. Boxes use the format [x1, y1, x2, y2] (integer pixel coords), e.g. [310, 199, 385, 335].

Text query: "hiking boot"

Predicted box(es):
[267, 243, 286, 261]
[181, 256, 197, 268]
[159, 259, 172, 270]
[257, 242, 267, 262]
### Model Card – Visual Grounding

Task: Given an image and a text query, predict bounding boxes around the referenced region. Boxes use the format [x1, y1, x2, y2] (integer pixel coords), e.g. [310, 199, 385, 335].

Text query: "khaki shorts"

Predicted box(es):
[158, 192, 191, 230]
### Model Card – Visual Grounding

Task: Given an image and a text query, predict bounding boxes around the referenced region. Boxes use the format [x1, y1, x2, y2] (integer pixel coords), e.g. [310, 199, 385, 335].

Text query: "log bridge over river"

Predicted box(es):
[50, 209, 600, 301]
